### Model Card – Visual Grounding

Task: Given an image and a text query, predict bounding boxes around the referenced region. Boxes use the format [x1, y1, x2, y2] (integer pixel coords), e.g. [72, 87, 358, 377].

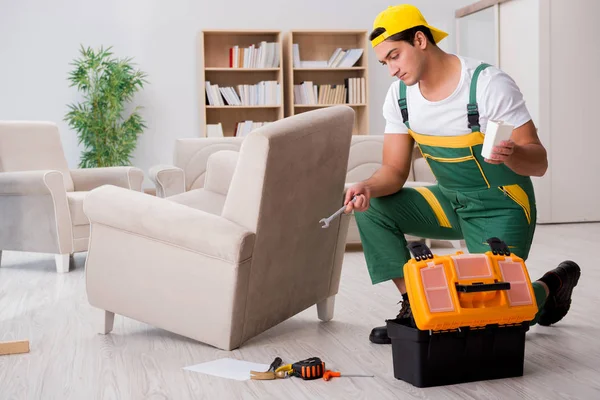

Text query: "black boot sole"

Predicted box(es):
[369, 332, 392, 345]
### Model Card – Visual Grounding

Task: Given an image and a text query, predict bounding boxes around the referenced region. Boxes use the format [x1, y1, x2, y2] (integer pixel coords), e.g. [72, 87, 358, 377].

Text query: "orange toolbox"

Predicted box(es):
[387, 237, 538, 387]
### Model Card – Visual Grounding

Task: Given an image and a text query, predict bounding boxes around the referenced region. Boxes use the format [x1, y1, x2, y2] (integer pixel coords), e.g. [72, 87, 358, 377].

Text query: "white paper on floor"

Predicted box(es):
[183, 357, 270, 381]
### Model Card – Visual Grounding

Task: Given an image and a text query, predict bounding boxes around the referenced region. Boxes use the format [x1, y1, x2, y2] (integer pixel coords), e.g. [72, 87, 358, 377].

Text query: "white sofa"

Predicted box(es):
[0, 121, 144, 272]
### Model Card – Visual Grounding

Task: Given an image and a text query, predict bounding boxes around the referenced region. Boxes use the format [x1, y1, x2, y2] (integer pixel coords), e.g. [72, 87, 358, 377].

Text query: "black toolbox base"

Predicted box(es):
[387, 318, 529, 388]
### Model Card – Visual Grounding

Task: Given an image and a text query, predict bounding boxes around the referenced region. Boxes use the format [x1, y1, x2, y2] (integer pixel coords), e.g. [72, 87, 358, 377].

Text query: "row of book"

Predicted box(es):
[294, 77, 366, 105]
[205, 81, 281, 106]
[206, 121, 270, 138]
[292, 44, 363, 68]
[228, 42, 280, 68]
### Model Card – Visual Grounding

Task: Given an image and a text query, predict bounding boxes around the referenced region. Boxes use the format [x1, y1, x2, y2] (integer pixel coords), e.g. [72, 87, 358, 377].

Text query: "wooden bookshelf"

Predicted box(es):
[197, 30, 285, 137]
[283, 30, 369, 135]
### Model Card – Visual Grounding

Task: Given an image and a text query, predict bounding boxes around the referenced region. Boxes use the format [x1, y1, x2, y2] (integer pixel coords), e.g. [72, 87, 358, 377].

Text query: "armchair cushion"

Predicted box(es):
[168, 188, 226, 216]
[204, 150, 239, 196]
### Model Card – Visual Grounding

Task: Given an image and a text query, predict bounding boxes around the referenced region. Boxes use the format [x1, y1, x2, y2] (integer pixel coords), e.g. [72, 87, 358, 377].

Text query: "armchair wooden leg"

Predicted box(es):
[317, 295, 335, 322]
[55, 254, 71, 273]
[97, 310, 115, 334]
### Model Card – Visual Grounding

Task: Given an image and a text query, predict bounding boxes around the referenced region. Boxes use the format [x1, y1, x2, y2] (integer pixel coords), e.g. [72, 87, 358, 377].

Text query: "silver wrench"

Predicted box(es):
[319, 195, 357, 228]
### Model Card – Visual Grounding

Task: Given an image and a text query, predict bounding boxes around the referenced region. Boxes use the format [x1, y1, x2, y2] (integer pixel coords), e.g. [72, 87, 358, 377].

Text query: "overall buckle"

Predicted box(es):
[467, 103, 480, 129]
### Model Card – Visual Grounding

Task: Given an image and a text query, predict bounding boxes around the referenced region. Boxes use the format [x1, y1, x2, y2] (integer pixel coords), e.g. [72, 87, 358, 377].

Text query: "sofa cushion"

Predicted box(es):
[168, 188, 226, 216]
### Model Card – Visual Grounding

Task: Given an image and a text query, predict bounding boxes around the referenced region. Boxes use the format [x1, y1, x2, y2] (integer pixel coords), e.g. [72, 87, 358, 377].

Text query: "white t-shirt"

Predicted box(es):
[382, 55, 531, 136]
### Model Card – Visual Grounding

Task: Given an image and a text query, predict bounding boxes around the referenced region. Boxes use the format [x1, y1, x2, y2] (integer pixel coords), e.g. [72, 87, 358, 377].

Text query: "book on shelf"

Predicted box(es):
[206, 123, 224, 137]
[292, 44, 363, 68]
[206, 80, 281, 106]
[229, 41, 280, 68]
[235, 121, 270, 137]
[293, 77, 366, 105]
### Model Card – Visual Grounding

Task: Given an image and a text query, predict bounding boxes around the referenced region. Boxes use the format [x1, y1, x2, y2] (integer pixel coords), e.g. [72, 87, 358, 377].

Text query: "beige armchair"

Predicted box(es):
[82, 106, 355, 350]
[149, 137, 243, 199]
[0, 121, 144, 272]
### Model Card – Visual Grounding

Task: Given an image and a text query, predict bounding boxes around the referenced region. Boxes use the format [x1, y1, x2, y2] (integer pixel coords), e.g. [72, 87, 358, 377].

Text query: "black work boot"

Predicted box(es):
[369, 293, 414, 344]
[537, 260, 581, 326]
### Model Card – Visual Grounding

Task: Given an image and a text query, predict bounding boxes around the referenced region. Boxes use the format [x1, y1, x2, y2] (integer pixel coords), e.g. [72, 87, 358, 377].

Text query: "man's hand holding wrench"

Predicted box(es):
[319, 185, 370, 228]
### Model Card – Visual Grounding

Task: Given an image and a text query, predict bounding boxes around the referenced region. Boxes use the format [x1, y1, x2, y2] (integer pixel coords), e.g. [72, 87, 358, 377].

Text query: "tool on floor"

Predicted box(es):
[275, 363, 293, 379]
[271, 356, 375, 382]
[0, 340, 30, 356]
[292, 357, 326, 380]
[323, 370, 375, 381]
[250, 357, 283, 380]
[319, 195, 356, 228]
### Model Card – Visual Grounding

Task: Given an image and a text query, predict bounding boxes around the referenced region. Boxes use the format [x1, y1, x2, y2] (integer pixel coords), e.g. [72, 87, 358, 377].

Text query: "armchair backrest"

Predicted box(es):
[222, 106, 354, 340]
[0, 121, 74, 191]
[174, 137, 243, 191]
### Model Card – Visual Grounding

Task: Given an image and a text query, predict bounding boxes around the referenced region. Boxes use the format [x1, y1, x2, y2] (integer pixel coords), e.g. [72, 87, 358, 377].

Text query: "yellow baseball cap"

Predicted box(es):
[371, 4, 448, 47]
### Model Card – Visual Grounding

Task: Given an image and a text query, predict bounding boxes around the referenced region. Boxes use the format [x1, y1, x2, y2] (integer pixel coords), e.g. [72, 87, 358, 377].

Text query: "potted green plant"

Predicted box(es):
[65, 45, 148, 168]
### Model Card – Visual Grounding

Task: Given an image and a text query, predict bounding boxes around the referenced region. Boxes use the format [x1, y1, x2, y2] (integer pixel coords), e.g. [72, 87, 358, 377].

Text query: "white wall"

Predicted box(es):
[0, 0, 473, 187]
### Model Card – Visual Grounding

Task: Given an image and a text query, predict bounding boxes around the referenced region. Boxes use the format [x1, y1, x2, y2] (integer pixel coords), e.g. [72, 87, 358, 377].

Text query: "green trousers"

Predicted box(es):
[354, 184, 547, 325]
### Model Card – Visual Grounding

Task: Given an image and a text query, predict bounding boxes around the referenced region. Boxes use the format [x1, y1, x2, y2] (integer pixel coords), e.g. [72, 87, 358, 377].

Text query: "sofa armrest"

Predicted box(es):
[204, 150, 239, 196]
[0, 170, 66, 195]
[70, 167, 144, 192]
[149, 165, 185, 198]
[83, 185, 254, 263]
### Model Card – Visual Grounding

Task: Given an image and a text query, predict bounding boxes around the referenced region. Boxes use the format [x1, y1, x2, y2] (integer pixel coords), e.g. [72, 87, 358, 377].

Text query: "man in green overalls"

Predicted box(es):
[345, 4, 582, 344]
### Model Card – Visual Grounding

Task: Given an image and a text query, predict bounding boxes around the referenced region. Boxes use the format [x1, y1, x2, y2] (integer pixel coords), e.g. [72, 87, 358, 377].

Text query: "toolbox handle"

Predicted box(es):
[455, 282, 511, 293]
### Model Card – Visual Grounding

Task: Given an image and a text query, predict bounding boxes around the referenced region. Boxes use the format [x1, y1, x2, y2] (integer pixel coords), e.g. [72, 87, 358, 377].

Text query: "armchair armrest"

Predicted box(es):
[0, 170, 73, 254]
[0, 170, 66, 195]
[149, 164, 185, 198]
[83, 185, 255, 263]
[204, 150, 239, 196]
[70, 167, 144, 192]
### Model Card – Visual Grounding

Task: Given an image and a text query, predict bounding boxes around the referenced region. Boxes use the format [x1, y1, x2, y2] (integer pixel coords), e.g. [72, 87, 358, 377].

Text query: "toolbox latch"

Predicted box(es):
[486, 237, 511, 256]
[407, 242, 434, 261]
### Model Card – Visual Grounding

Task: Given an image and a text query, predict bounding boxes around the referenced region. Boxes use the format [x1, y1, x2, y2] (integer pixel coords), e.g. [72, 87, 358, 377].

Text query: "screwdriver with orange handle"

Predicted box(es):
[323, 370, 374, 381]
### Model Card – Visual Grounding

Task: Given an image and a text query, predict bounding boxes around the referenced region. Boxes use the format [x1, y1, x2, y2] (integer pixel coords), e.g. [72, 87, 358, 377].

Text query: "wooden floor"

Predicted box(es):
[1, 223, 599, 399]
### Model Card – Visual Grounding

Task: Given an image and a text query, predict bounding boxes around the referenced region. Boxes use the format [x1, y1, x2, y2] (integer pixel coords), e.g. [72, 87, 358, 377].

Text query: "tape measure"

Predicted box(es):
[290, 357, 325, 380]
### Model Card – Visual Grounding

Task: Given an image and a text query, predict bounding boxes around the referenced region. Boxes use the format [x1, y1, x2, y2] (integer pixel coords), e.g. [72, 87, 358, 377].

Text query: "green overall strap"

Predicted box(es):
[467, 63, 492, 132]
[398, 81, 410, 129]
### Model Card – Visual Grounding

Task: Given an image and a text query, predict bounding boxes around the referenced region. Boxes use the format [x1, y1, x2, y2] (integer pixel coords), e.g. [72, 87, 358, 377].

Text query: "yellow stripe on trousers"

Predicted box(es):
[413, 187, 452, 228]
